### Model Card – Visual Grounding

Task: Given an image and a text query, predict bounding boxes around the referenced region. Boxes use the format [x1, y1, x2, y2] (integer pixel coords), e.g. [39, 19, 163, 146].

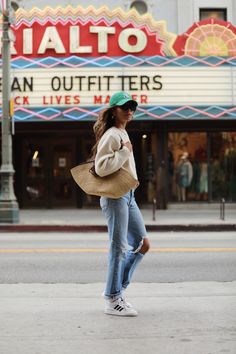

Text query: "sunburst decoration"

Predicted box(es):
[0, 5, 177, 56]
[174, 18, 236, 56]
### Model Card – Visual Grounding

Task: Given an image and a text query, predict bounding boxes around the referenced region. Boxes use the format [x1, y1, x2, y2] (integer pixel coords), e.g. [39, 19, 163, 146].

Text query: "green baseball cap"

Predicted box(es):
[109, 91, 138, 107]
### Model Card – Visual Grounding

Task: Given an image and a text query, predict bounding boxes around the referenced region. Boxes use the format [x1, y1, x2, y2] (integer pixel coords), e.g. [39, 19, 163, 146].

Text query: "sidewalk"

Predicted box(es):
[0, 282, 235, 354]
[0, 205, 235, 231]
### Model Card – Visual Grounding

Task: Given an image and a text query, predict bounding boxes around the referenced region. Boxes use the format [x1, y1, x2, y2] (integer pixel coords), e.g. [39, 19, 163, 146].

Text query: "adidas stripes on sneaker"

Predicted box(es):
[104, 297, 138, 317]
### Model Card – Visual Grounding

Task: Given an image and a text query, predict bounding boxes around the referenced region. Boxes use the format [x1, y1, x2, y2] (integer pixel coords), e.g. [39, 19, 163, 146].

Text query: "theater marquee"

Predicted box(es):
[0, 5, 236, 121]
[1, 66, 235, 107]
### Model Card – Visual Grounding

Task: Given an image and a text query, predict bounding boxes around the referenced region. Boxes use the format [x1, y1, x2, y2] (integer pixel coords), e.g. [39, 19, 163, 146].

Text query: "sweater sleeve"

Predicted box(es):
[95, 134, 130, 177]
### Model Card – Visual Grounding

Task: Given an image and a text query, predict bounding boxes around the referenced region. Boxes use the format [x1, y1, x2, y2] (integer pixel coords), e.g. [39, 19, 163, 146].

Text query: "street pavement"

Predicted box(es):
[0, 282, 235, 354]
[0, 232, 236, 283]
[0, 205, 236, 231]
[17, 206, 236, 225]
[0, 208, 235, 353]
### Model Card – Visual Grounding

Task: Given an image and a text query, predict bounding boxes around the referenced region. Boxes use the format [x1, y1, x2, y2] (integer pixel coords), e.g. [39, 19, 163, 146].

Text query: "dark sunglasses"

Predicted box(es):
[119, 103, 137, 112]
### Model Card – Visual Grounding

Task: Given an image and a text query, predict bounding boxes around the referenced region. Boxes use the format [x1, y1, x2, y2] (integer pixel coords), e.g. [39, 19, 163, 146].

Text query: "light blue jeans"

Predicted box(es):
[100, 190, 147, 300]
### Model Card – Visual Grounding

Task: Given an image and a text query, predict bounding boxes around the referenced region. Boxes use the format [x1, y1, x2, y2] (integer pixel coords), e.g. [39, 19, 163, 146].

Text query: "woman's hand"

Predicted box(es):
[122, 141, 133, 152]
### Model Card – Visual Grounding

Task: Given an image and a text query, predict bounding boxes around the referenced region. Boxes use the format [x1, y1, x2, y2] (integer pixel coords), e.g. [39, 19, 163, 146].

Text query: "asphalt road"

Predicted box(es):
[0, 231, 235, 283]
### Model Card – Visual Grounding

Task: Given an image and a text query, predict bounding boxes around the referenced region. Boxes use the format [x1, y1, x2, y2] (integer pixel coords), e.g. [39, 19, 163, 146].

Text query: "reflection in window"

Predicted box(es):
[168, 132, 208, 202]
[200, 8, 227, 21]
[26, 144, 45, 178]
[26, 184, 45, 200]
[53, 145, 71, 178]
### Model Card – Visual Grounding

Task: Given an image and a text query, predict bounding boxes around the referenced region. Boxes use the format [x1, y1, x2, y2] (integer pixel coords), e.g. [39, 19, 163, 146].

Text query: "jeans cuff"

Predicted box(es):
[102, 291, 122, 301]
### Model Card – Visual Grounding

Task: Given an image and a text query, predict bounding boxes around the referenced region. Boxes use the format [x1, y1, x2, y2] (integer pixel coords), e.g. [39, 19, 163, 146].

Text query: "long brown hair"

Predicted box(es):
[91, 107, 115, 158]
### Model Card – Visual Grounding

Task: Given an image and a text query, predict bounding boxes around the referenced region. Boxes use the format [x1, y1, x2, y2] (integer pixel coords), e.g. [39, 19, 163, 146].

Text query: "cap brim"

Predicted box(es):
[112, 98, 138, 107]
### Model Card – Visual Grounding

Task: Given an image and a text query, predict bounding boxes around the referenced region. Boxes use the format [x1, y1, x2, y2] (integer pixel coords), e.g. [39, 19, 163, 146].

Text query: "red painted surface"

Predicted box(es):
[11, 20, 164, 57]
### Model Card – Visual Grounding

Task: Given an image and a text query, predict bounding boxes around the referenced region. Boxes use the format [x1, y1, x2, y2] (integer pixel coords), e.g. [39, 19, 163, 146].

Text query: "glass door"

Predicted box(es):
[22, 140, 48, 207]
[22, 138, 76, 208]
[51, 141, 76, 207]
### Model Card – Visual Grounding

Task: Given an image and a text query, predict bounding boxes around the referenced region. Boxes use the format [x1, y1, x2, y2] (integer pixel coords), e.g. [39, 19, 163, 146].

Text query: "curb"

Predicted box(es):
[0, 224, 235, 232]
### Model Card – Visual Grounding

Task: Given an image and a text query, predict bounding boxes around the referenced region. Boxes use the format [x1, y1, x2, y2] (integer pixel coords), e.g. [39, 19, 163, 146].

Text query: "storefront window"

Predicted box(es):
[168, 132, 207, 202]
[200, 8, 227, 21]
[211, 132, 236, 202]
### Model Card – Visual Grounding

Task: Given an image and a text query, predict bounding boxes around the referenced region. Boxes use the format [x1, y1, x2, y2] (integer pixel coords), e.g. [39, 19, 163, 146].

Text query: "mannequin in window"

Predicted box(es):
[176, 152, 193, 202]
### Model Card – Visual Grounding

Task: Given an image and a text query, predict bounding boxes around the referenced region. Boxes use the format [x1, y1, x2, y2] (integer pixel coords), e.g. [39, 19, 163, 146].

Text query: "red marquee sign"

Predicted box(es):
[1, 6, 236, 59]
[1, 5, 177, 57]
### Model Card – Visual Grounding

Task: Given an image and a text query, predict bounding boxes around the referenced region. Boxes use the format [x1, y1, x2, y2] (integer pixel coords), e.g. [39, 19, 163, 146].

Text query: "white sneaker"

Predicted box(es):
[105, 297, 138, 317]
[122, 298, 133, 308]
[121, 288, 132, 308]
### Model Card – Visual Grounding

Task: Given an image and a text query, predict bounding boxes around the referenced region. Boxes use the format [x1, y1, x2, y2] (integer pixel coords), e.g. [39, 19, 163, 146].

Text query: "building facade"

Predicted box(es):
[1, 0, 236, 209]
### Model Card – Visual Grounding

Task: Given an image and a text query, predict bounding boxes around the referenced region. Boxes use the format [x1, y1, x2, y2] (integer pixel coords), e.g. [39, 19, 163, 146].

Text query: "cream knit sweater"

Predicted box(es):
[94, 126, 138, 180]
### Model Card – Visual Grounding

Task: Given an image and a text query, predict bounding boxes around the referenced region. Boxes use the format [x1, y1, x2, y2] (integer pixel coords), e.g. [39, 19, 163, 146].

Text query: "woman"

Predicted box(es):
[93, 92, 150, 317]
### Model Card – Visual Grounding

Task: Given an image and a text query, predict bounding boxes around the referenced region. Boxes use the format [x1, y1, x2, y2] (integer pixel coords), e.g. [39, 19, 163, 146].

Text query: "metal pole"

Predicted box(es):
[222, 198, 225, 221]
[152, 198, 156, 221]
[0, 0, 19, 223]
[220, 198, 225, 221]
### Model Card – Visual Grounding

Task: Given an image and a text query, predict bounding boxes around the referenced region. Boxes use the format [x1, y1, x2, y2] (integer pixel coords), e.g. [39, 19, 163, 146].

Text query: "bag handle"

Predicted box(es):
[85, 136, 124, 177]
[119, 138, 124, 150]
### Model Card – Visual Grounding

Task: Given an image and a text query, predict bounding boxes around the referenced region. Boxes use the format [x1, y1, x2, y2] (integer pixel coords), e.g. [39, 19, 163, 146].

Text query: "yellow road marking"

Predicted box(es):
[0, 248, 236, 253]
[0, 248, 108, 253]
[151, 248, 236, 253]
